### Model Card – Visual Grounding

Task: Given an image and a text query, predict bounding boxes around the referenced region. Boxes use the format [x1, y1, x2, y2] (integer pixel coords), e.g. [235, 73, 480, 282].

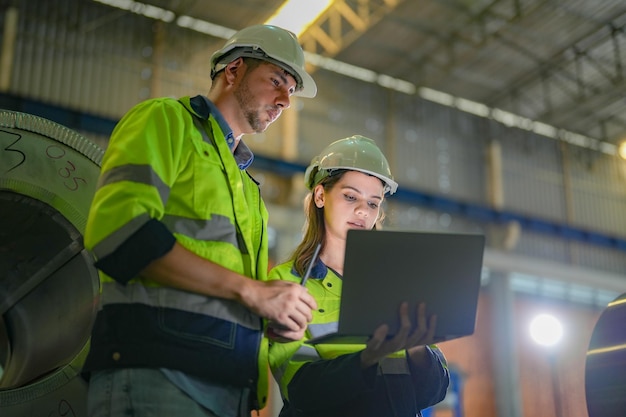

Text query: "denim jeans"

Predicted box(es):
[87, 368, 219, 417]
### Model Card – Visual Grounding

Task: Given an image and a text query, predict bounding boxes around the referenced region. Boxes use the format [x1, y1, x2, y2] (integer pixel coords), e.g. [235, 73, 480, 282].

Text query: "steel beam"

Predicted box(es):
[299, 0, 405, 58]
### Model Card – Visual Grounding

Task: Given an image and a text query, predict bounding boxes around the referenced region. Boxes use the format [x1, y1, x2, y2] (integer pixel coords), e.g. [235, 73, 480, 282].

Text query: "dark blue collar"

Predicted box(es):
[291, 259, 340, 280]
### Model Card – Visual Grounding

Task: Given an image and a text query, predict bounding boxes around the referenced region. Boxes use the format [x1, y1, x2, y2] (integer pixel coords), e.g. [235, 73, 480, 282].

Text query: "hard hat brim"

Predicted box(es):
[325, 166, 398, 195]
[292, 68, 317, 98]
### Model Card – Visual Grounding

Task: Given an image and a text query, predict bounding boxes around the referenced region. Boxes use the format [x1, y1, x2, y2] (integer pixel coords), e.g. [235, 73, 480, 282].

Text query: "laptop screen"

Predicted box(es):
[308, 229, 485, 345]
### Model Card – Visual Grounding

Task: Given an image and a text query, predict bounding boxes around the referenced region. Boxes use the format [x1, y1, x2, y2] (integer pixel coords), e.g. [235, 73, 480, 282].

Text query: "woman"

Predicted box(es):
[268, 135, 450, 417]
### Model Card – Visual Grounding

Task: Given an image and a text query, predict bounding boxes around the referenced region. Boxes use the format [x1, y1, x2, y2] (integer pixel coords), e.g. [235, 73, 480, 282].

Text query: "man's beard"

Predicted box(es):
[234, 75, 266, 133]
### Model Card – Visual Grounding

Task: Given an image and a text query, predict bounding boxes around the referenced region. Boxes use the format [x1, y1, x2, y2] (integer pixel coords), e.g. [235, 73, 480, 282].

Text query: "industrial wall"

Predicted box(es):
[3, 0, 624, 276]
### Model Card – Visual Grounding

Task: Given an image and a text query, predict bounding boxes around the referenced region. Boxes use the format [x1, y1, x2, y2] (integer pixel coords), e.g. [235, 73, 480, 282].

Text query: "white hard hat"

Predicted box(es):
[305, 135, 398, 195]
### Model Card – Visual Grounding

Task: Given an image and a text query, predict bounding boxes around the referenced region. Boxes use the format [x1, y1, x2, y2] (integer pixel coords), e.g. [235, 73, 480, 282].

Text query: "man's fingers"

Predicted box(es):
[269, 327, 306, 343]
[301, 290, 318, 310]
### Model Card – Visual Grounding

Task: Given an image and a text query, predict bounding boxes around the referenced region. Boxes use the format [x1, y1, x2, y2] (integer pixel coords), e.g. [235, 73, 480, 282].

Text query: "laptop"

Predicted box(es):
[307, 229, 485, 345]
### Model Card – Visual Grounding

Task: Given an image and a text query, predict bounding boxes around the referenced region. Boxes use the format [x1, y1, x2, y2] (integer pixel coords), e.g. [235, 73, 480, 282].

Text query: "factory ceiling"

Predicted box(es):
[134, 0, 626, 154]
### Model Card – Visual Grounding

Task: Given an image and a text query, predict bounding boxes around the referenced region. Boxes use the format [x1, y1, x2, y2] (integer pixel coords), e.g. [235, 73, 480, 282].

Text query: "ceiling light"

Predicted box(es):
[265, 0, 333, 36]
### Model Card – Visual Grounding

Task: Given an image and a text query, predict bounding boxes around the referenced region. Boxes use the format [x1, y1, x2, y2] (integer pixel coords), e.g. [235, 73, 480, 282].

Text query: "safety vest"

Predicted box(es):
[268, 260, 446, 402]
[83, 96, 270, 409]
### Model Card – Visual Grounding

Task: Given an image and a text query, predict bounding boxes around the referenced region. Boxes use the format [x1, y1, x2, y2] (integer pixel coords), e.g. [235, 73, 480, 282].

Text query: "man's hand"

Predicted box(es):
[243, 280, 317, 340]
[360, 302, 436, 369]
[266, 322, 307, 343]
[139, 243, 317, 341]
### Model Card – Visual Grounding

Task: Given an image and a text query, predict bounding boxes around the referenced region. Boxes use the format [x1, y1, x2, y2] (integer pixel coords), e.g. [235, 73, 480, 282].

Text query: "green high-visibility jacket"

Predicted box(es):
[83, 95, 270, 410]
[269, 260, 449, 417]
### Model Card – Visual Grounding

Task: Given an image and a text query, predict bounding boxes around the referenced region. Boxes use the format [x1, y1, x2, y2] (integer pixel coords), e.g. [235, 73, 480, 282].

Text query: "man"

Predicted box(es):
[83, 25, 318, 417]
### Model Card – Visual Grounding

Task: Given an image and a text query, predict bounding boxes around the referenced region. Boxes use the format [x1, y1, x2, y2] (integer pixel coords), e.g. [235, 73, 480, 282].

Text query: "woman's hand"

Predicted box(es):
[360, 302, 436, 369]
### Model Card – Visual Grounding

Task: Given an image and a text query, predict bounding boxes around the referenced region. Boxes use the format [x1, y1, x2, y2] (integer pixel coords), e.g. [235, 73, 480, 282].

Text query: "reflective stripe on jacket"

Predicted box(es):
[83, 95, 269, 409]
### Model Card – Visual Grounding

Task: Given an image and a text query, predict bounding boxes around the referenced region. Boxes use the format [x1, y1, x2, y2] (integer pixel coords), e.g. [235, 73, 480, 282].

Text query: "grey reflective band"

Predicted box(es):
[162, 213, 239, 247]
[379, 356, 410, 375]
[91, 213, 151, 259]
[92, 209, 245, 259]
[98, 164, 170, 204]
[100, 281, 261, 330]
[291, 344, 319, 362]
[307, 322, 338, 338]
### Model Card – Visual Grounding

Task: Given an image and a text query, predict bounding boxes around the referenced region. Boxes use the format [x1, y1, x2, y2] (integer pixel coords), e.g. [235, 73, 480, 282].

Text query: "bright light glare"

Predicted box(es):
[529, 314, 563, 347]
[265, 0, 333, 36]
